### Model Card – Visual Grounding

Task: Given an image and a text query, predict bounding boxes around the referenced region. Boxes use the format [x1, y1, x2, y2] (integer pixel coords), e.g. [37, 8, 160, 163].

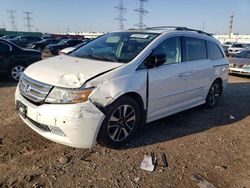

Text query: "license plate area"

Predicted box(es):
[16, 100, 27, 118]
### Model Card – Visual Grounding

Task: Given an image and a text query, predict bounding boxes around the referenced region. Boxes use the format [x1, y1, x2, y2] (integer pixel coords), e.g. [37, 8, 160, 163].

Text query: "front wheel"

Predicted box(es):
[9, 64, 25, 81]
[97, 96, 141, 148]
[205, 80, 222, 108]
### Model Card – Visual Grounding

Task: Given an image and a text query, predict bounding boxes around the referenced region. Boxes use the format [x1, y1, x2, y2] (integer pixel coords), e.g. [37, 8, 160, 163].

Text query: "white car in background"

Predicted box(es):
[227, 43, 250, 56]
[15, 26, 228, 148]
[60, 40, 90, 54]
[228, 50, 250, 75]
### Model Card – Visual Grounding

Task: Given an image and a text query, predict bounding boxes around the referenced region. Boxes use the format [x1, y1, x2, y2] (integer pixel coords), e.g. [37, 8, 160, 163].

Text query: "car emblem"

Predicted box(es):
[23, 83, 31, 93]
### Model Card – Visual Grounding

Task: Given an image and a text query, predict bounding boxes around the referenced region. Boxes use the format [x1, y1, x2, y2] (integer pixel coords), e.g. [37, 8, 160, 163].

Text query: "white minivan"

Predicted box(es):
[15, 27, 228, 148]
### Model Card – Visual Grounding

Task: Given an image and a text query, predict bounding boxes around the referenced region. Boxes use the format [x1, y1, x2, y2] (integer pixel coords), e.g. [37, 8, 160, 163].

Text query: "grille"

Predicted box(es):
[27, 117, 51, 132]
[19, 74, 53, 103]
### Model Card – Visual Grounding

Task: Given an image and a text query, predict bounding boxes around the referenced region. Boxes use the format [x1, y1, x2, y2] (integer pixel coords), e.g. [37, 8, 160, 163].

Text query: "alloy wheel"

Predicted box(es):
[208, 82, 220, 106]
[108, 104, 136, 142]
[11, 65, 25, 81]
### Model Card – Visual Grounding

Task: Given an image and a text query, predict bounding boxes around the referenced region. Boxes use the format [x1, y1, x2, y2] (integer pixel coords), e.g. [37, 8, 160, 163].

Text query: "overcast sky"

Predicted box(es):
[0, 0, 250, 34]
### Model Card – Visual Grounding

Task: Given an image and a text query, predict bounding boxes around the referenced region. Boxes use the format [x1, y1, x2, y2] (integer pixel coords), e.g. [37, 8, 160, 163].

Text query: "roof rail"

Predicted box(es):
[144, 26, 213, 36]
[175, 27, 213, 36]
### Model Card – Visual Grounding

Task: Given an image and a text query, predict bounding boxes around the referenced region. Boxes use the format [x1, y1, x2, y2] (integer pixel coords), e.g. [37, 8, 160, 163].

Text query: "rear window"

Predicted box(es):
[185, 37, 207, 61]
[207, 41, 224, 60]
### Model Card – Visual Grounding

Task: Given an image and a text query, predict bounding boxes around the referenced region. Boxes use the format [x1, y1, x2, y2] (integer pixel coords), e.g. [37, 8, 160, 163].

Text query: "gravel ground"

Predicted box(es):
[0, 75, 249, 188]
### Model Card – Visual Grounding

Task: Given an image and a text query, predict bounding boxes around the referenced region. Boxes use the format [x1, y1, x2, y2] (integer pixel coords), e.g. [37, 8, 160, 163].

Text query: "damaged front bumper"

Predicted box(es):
[15, 87, 105, 148]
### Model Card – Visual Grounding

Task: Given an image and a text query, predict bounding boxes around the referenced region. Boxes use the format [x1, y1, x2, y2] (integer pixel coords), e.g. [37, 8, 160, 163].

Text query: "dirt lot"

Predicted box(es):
[0, 75, 249, 188]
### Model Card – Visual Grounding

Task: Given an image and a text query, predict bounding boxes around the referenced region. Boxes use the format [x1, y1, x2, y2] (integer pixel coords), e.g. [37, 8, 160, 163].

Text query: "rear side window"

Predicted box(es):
[207, 41, 224, 60]
[185, 37, 207, 61]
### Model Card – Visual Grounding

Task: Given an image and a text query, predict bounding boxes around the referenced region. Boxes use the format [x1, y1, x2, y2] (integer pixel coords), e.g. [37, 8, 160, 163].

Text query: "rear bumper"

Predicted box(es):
[15, 86, 105, 148]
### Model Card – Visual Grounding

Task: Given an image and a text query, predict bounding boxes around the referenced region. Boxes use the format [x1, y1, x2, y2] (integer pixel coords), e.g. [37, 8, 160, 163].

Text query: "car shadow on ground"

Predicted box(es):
[0, 75, 17, 88]
[125, 80, 250, 149]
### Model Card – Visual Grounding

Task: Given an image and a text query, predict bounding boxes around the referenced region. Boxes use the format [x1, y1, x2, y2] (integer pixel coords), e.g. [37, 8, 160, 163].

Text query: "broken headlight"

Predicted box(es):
[45, 87, 95, 104]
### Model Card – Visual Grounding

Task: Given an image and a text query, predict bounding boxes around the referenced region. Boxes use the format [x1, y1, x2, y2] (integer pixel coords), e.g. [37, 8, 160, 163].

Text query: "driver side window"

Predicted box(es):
[153, 36, 182, 65]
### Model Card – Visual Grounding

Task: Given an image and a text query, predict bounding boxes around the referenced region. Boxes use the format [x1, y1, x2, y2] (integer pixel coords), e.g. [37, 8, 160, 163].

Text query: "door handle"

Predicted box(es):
[179, 72, 193, 77]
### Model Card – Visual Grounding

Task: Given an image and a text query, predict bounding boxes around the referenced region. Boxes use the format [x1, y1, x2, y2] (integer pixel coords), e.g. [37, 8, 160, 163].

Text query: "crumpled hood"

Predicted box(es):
[24, 55, 123, 88]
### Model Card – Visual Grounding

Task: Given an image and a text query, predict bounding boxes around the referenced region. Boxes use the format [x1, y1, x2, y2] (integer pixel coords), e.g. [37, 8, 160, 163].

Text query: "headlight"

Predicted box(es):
[45, 87, 95, 104]
[243, 64, 250, 68]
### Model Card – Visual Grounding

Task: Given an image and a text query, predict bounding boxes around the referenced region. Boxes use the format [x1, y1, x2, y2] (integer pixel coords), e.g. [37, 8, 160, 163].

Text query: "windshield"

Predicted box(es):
[70, 32, 159, 63]
[57, 39, 67, 45]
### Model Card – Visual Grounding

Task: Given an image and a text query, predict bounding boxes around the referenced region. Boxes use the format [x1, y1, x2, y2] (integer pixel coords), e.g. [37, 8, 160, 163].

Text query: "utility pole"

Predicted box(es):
[229, 13, 234, 39]
[23, 11, 34, 32]
[6, 10, 17, 31]
[202, 21, 205, 31]
[115, 0, 127, 30]
[134, 0, 148, 29]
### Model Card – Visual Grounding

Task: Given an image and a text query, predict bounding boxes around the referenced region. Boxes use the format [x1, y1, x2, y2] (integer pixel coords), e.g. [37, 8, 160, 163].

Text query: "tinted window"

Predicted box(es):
[185, 37, 207, 61]
[207, 41, 224, 60]
[0, 41, 10, 52]
[153, 37, 182, 64]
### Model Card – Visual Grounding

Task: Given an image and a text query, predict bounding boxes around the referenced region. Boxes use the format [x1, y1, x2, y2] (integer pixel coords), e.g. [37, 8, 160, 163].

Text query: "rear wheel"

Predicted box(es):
[9, 64, 25, 81]
[97, 96, 141, 148]
[205, 80, 222, 108]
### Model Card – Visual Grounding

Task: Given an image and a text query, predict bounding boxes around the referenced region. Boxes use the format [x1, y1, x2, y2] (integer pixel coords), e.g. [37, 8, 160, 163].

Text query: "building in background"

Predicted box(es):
[214, 33, 250, 44]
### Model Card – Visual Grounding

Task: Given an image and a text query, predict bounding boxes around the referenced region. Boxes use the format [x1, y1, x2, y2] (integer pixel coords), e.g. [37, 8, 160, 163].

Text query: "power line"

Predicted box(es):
[6, 10, 17, 31]
[115, 0, 127, 30]
[23, 11, 34, 32]
[134, 0, 148, 29]
[228, 13, 234, 39]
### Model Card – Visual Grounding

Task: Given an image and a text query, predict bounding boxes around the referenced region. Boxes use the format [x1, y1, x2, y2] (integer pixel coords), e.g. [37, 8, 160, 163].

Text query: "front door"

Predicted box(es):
[147, 36, 187, 122]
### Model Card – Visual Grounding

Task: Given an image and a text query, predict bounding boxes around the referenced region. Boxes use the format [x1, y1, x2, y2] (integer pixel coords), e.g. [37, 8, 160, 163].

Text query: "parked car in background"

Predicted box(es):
[0, 35, 17, 41]
[222, 41, 235, 56]
[15, 26, 228, 148]
[0, 39, 42, 81]
[28, 38, 61, 51]
[10, 36, 43, 48]
[227, 43, 250, 56]
[228, 50, 250, 76]
[222, 41, 234, 48]
[44, 39, 82, 55]
[60, 40, 89, 54]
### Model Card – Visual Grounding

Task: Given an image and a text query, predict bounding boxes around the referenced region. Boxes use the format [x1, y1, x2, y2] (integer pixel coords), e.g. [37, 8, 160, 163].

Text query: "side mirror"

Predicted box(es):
[145, 53, 166, 68]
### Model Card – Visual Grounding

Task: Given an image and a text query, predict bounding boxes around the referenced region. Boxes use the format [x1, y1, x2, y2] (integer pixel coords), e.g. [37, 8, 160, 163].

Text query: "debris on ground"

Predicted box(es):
[191, 174, 216, 188]
[58, 156, 70, 165]
[21, 147, 35, 156]
[134, 177, 140, 183]
[161, 153, 168, 168]
[140, 155, 155, 172]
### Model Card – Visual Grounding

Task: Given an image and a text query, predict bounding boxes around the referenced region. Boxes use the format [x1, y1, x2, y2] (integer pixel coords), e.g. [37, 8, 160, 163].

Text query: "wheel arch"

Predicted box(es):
[107, 92, 147, 128]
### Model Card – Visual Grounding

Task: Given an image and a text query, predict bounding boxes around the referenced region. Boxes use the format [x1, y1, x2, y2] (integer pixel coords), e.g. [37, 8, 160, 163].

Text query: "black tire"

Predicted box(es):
[97, 96, 141, 149]
[205, 80, 222, 108]
[8, 64, 25, 82]
[50, 50, 58, 55]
